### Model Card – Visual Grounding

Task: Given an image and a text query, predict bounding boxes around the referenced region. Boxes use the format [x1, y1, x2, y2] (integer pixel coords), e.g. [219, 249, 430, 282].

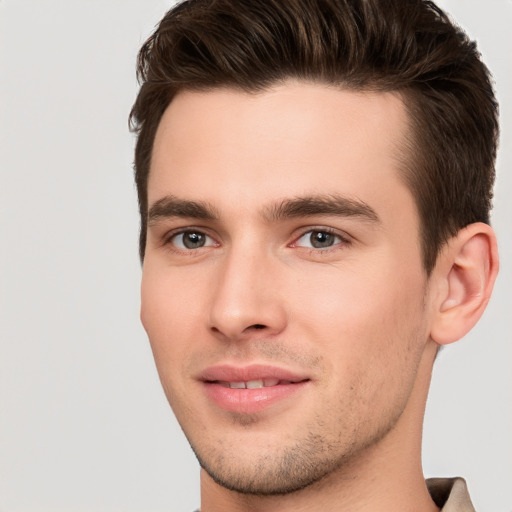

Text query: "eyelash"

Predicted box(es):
[161, 226, 351, 254]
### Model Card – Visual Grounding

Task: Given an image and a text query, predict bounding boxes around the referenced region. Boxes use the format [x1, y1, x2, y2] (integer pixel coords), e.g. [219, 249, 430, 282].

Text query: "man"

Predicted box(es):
[130, 0, 499, 510]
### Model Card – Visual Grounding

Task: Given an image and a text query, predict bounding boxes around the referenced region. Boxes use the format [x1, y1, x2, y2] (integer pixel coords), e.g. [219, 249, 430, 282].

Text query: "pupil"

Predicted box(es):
[183, 232, 205, 249]
[311, 231, 333, 248]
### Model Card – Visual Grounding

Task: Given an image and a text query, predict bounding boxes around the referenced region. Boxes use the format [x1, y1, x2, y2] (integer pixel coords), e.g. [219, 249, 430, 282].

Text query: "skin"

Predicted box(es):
[140, 82, 497, 512]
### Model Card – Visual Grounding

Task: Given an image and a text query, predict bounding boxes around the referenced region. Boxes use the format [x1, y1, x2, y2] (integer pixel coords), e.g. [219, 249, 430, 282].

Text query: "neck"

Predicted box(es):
[200, 340, 440, 512]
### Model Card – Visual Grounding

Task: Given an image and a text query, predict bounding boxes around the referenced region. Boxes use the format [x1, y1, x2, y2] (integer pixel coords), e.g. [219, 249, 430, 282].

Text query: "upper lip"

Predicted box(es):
[199, 364, 310, 383]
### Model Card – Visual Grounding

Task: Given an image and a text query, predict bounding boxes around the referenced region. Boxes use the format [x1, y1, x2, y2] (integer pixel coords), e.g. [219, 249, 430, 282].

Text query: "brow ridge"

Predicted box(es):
[264, 194, 380, 223]
[147, 195, 218, 224]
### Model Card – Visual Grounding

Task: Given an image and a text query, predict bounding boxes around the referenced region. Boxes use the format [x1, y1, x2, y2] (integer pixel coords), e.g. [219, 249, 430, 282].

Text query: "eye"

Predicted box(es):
[294, 230, 344, 249]
[170, 230, 216, 250]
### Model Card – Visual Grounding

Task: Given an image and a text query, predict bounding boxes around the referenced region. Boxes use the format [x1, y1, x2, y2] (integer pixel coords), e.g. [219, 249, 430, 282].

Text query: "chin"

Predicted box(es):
[188, 428, 364, 496]
[196, 450, 333, 496]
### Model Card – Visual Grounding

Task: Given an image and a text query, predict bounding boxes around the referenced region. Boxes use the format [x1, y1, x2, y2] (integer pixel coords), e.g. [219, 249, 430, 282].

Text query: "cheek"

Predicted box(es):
[140, 265, 204, 372]
[290, 261, 427, 372]
[292, 265, 428, 429]
[140, 265, 209, 418]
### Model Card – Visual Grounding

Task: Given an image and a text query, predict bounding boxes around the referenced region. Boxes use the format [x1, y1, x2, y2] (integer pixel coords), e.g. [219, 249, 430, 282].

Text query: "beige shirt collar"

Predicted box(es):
[427, 477, 476, 512]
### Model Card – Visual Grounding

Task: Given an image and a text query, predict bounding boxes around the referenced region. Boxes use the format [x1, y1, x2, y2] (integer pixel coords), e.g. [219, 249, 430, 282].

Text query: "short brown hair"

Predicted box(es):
[130, 0, 499, 273]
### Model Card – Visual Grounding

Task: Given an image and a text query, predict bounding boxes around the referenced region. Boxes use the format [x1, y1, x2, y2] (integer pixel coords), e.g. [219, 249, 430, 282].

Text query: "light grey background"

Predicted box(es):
[0, 1, 510, 511]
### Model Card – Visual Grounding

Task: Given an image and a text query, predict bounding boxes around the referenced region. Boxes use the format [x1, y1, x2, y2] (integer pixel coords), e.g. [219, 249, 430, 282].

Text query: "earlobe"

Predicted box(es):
[430, 223, 499, 346]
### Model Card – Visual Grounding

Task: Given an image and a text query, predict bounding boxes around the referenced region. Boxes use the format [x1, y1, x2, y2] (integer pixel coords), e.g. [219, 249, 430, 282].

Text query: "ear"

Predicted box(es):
[429, 222, 499, 346]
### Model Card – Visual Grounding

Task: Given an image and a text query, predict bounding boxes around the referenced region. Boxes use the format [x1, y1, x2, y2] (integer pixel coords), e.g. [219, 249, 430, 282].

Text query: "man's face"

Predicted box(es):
[141, 83, 435, 494]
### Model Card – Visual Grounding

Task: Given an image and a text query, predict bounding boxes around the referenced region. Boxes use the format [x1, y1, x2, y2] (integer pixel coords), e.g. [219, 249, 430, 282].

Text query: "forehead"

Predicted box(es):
[149, 82, 413, 220]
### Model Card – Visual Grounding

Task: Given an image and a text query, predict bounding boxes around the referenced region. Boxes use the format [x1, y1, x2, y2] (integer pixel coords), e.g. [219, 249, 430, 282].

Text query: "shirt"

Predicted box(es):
[427, 477, 476, 512]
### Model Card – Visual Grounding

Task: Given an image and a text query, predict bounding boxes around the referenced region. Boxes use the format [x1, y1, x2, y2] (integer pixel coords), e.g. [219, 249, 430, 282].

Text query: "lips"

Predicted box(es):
[199, 364, 310, 414]
[200, 363, 309, 383]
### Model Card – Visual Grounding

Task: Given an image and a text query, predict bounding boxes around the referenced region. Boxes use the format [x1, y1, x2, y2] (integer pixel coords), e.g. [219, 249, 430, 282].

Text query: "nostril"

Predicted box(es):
[251, 324, 266, 330]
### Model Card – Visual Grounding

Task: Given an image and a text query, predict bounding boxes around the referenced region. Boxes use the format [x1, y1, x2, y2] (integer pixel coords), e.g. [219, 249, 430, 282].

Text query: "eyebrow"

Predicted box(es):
[147, 195, 218, 224]
[147, 193, 380, 225]
[264, 194, 380, 223]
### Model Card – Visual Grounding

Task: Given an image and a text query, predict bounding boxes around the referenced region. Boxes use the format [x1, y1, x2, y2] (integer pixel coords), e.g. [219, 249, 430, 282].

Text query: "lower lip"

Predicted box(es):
[202, 381, 309, 414]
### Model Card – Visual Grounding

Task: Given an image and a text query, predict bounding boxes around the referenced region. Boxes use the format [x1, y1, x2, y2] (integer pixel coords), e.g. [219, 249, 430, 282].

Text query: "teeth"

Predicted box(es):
[246, 380, 263, 389]
[225, 379, 282, 389]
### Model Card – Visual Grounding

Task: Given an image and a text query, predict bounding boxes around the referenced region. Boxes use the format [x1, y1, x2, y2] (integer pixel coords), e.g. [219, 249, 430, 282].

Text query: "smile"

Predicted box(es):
[200, 365, 310, 414]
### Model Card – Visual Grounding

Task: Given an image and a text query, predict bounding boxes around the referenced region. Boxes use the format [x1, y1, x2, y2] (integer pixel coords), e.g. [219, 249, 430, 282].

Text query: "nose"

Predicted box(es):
[208, 247, 287, 341]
